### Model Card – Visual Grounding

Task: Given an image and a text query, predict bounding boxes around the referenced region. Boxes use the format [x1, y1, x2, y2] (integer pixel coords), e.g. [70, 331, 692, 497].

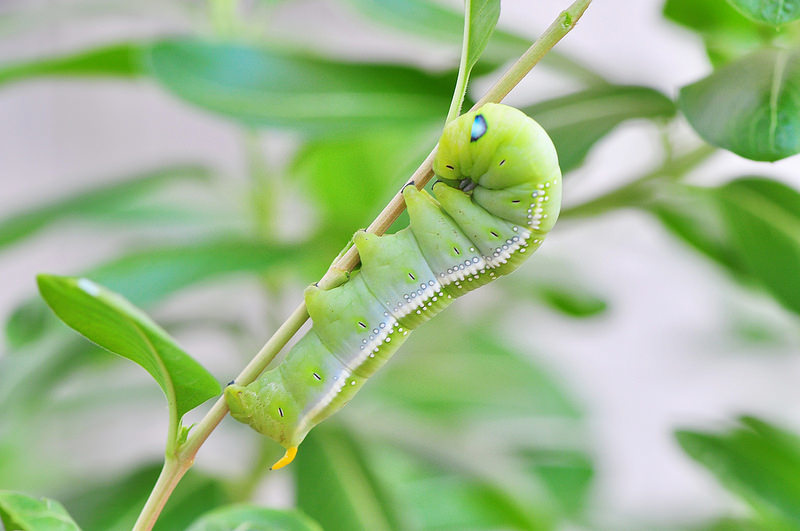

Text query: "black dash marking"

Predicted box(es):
[470, 114, 487, 142]
[446, 164, 455, 170]
[490, 231, 499, 237]
[227, 380, 235, 386]
[313, 372, 322, 380]
[499, 159, 506, 166]
[278, 407, 284, 417]
[454, 247, 461, 255]
[408, 272, 416, 280]
[358, 321, 367, 328]
[512, 200, 520, 204]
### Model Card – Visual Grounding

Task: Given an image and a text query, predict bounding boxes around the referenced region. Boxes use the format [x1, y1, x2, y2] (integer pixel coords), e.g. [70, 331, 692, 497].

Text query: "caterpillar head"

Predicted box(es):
[434, 103, 560, 192]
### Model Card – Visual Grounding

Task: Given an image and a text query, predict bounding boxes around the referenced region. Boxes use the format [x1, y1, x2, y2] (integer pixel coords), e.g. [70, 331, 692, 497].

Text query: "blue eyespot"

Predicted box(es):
[470, 114, 487, 142]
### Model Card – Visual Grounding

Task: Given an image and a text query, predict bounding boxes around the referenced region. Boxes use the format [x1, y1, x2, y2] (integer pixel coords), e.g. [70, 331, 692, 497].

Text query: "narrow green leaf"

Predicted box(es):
[676, 416, 800, 527]
[0, 491, 80, 531]
[0, 42, 144, 86]
[342, 0, 607, 86]
[523, 85, 675, 172]
[537, 284, 608, 318]
[6, 240, 300, 348]
[295, 425, 404, 531]
[187, 505, 322, 531]
[446, 0, 500, 122]
[679, 47, 800, 161]
[146, 39, 453, 134]
[714, 177, 800, 314]
[727, 0, 800, 25]
[344, 0, 488, 47]
[465, 0, 501, 74]
[0, 165, 211, 251]
[36, 275, 220, 424]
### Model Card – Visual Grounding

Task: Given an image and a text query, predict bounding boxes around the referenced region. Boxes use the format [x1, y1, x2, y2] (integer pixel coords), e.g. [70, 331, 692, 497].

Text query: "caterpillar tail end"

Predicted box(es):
[269, 446, 298, 471]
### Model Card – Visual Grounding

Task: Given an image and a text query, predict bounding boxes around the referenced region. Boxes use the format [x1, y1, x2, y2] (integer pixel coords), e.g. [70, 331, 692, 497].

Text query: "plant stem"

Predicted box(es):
[132, 1, 593, 528]
[446, 0, 475, 124]
[474, 0, 592, 108]
[560, 144, 717, 219]
[131, 458, 188, 531]
[331, 0, 593, 276]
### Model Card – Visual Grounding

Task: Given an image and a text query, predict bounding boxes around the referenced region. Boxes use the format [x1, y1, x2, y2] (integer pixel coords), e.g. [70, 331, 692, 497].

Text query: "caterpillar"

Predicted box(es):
[225, 103, 562, 469]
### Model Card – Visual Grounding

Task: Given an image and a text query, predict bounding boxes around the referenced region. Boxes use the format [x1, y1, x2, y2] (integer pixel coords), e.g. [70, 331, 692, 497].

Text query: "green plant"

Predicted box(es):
[2, 0, 800, 530]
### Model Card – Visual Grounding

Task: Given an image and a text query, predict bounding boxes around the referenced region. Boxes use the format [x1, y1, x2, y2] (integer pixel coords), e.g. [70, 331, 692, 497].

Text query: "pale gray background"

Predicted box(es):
[1, 0, 799, 528]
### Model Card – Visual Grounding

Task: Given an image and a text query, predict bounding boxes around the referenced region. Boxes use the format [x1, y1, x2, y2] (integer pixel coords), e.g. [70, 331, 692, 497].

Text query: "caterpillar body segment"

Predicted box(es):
[225, 103, 562, 468]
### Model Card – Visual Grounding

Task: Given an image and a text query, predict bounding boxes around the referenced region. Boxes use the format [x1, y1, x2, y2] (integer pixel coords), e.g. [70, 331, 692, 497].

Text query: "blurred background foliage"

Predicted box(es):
[1, 0, 800, 529]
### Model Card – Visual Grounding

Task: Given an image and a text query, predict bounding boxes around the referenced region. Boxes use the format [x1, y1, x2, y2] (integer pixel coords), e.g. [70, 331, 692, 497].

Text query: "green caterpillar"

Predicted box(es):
[225, 103, 562, 469]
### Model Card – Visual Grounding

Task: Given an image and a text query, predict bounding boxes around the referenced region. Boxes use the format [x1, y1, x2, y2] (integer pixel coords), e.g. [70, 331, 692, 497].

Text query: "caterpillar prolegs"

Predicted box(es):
[225, 103, 562, 469]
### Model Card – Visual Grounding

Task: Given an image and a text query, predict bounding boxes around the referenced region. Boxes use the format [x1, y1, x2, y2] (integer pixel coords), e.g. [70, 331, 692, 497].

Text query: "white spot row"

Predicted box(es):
[527, 179, 557, 231]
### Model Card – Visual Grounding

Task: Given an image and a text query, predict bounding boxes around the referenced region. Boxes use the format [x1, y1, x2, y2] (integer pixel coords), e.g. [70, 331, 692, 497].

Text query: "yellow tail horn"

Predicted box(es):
[269, 446, 298, 470]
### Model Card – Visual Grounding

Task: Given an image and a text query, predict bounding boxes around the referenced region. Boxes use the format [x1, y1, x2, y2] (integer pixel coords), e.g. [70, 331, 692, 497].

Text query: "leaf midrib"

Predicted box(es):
[768, 49, 789, 151]
[123, 311, 179, 421]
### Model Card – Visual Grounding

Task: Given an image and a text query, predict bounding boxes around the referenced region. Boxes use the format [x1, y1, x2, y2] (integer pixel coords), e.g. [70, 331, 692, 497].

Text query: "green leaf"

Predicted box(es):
[368, 320, 581, 422]
[5, 299, 52, 348]
[690, 518, 768, 531]
[81, 241, 299, 308]
[36, 275, 220, 431]
[295, 425, 404, 531]
[676, 416, 800, 527]
[446, 0, 500, 121]
[727, 0, 800, 25]
[342, 0, 607, 86]
[146, 39, 454, 134]
[62, 464, 231, 531]
[187, 505, 322, 531]
[520, 449, 594, 517]
[523, 85, 676, 172]
[0, 491, 80, 531]
[663, 0, 784, 65]
[344, 0, 494, 49]
[679, 47, 800, 161]
[0, 42, 144, 87]
[464, 0, 501, 74]
[0, 165, 211, 251]
[292, 127, 436, 239]
[396, 474, 547, 530]
[650, 184, 750, 278]
[713, 177, 800, 314]
[537, 284, 608, 318]
[366, 443, 552, 531]
[6, 240, 300, 348]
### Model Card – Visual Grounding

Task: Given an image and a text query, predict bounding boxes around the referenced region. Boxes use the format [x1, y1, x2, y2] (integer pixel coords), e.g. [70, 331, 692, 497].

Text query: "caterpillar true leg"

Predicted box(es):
[225, 103, 562, 467]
